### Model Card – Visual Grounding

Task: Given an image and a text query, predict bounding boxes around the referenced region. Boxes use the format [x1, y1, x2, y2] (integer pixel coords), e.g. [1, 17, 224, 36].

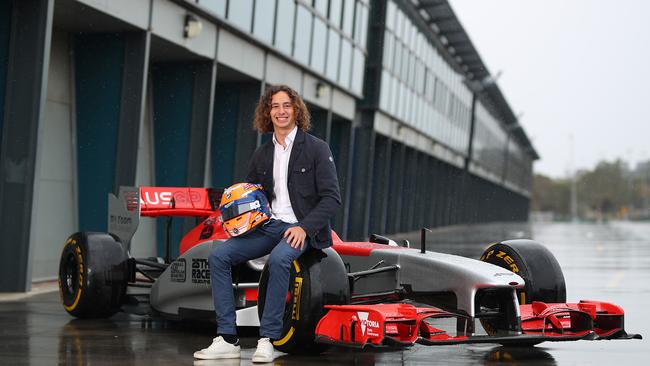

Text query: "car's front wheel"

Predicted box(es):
[257, 247, 350, 354]
[478, 239, 566, 344]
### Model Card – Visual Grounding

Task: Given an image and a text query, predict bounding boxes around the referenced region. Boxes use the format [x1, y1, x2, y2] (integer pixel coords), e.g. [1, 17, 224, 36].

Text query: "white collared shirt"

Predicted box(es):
[271, 126, 298, 223]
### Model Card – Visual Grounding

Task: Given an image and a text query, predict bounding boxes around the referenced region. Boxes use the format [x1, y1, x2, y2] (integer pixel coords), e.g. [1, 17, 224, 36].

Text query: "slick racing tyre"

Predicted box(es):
[480, 239, 566, 305]
[257, 247, 350, 354]
[479, 239, 566, 344]
[58, 232, 129, 318]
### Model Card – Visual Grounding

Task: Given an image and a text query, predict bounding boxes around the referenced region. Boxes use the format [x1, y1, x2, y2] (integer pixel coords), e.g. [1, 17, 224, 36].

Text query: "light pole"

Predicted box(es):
[569, 135, 578, 222]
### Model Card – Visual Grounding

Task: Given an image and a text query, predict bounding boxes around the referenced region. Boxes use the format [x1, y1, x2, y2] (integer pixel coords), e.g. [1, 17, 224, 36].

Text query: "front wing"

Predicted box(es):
[314, 301, 641, 348]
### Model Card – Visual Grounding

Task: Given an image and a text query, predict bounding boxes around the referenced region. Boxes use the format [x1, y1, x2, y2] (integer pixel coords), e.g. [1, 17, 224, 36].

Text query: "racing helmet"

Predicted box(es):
[219, 183, 271, 237]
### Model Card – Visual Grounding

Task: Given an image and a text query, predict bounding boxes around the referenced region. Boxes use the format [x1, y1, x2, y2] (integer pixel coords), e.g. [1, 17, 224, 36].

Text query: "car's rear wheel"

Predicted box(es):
[59, 232, 129, 318]
[257, 247, 350, 354]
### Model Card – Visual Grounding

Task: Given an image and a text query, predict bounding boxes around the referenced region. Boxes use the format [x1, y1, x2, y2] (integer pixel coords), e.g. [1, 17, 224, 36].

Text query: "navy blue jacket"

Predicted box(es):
[246, 129, 341, 249]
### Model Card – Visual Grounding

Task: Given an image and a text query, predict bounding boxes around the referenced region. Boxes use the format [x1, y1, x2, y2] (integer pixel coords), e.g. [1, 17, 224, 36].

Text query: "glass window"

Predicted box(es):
[311, 17, 327, 74]
[393, 41, 402, 77]
[395, 8, 404, 40]
[403, 21, 412, 49]
[314, 0, 328, 17]
[253, 0, 276, 44]
[425, 72, 434, 101]
[401, 48, 409, 81]
[409, 24, 417, 52]
[339, 39, 352, 88]
[405, 89, 413, 124]
[360, 3, 369, 47]
[412, 91, 418, 126]
[417, 95, 424, 130]
[326, 28, 340, 81]
[351, 47, 365, 94]
[329, 0, 342, 27]
[380, 69, 390, 111]
[199, 0, 226, 17]
[396, 81, 404, 118]
[386, 0, 396, 31]
[382, 31, 393, 70]
[408, 53, 416, 88]
[354, 2, 368, 47]
[274, 0, 295, 55]
[419, 96, 426, 129]
[417, 62, 426, 94]
[399, 82, 407, 120]
[414, 61, 421, 94]
[390, 76, 399, 115]
[294, 5, 313, 65]
[228, 0, 253, 32]
[342, 0, 355, 36]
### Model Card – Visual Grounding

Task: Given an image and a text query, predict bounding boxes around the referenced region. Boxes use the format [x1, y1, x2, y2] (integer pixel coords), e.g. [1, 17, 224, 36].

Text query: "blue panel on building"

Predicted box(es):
[152, 63, 194, 257]
[75, 34, 124, 232]
[211, 87, 239, 188]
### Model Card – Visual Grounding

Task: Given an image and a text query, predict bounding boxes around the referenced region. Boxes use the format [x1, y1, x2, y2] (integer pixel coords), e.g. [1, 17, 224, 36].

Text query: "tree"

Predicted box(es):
[533, 158, 650, 220]
[532, 174, 570, 217]
[577, 160, 629, 215]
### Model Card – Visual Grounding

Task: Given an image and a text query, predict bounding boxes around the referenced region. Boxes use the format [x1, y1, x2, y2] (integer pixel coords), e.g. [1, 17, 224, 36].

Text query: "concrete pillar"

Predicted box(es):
[329, 117, 352, 237]
[0, 0, 53, 291]
[386, 142, 405, 234]
[114, 32, 150, 192]
[368, 134, 391, 235]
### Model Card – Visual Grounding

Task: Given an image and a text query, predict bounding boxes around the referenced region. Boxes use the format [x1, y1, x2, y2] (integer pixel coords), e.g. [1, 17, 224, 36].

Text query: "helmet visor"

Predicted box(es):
[220, 200, 261, 222]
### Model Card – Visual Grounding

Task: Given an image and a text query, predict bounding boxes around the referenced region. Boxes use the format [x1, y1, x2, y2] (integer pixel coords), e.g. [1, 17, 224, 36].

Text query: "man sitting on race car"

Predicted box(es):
[194, 85, 341, 362]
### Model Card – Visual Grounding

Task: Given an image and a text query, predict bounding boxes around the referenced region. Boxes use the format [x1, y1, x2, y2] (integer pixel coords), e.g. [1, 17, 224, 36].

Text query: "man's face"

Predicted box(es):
[270, 91, 296, 132]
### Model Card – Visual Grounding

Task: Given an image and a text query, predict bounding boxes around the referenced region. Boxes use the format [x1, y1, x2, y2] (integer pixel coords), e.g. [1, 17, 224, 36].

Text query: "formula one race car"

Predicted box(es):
[58, 186, 641, 353]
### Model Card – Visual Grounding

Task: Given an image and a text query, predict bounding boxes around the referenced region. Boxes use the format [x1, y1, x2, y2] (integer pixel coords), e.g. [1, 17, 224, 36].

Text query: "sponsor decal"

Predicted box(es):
[62, 239, 84, 312]
[125, 191, 139, 211]
[141, 191, 173, 206]
[481, 249, 519, 273]
[191, 258, 210, 284]
[139, 190, 204, 206]
[109, 214, 133, 226]
[290, 277, 303, 320]
[357, 311, 380, 336]
[173, 190, 202, 204]
[170, 258, 186, 283]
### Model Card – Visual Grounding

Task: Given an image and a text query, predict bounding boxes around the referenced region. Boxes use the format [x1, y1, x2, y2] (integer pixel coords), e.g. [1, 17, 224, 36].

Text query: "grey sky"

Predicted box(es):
[448, 0, 650, 178]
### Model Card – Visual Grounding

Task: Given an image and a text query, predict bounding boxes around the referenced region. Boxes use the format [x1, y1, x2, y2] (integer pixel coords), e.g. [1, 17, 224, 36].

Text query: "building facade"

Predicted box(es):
[0, 0, 537, 292]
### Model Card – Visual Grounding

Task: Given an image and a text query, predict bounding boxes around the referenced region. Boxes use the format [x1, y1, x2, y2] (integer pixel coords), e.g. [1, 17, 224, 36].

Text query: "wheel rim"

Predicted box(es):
[62, 252, 79, 298]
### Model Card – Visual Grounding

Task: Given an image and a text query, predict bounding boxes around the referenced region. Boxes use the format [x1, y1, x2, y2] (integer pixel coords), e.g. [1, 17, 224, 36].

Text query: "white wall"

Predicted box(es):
[30, 29, 77, 281]
[130, 81, 157, 258]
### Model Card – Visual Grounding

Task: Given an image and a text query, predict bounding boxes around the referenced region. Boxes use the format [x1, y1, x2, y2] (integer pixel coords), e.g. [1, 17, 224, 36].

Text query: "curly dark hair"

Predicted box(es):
[253, 85, 311, 133]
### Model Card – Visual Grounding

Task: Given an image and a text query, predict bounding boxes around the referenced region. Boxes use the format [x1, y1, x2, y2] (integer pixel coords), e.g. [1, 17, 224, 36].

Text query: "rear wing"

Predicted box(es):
[107, 186, 222, 250]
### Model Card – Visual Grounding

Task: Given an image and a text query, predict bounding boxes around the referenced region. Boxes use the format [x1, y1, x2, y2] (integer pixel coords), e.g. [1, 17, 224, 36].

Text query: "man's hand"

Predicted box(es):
[284, 226, 307, 250]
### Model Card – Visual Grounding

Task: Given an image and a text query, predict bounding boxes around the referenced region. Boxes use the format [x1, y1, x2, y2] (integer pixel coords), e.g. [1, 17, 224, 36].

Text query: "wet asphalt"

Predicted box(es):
[1, 221, 648, 365]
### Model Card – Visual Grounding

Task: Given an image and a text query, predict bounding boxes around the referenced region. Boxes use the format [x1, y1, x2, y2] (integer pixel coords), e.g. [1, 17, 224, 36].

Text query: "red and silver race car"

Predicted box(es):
[58, 186, 641, 353]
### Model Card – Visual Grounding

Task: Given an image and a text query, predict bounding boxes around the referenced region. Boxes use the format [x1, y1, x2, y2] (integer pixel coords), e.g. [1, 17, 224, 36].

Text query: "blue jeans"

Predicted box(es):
[208, 219, 309, 339]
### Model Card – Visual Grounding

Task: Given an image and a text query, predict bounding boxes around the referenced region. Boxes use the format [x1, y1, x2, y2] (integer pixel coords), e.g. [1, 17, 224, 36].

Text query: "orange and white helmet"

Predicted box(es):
[219, 183, 271, 237]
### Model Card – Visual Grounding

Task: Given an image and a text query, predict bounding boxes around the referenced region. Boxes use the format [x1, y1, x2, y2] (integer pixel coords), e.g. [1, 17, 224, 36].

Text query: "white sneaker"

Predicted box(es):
[251, 337, 275, 363]
[193, 336, 241, 360]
